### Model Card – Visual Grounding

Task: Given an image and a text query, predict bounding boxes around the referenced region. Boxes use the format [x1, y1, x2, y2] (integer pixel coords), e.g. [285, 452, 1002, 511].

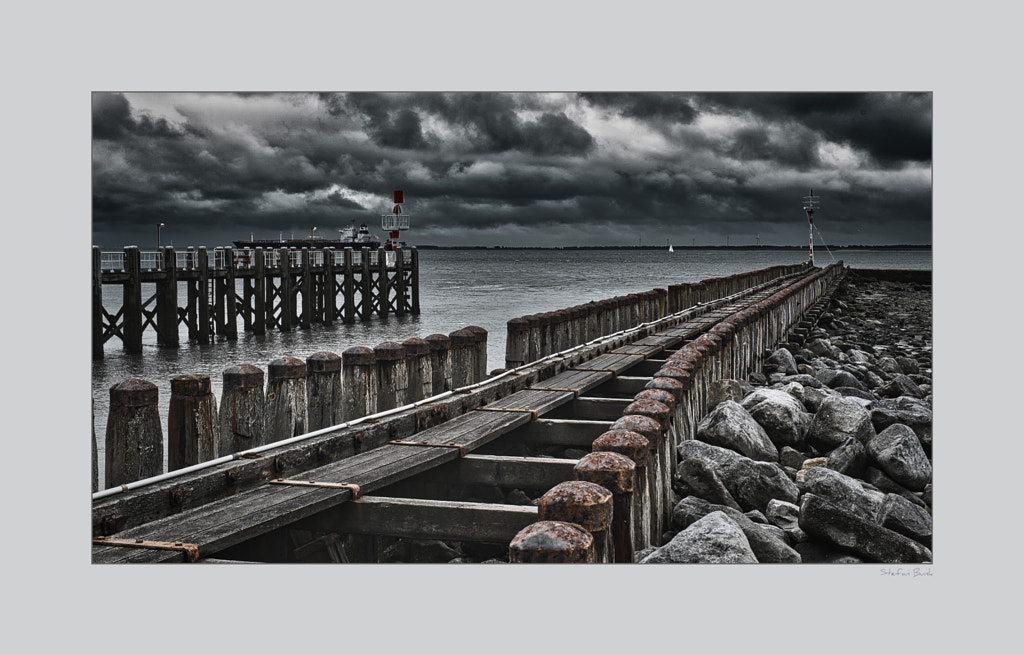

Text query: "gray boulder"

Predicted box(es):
[896, 357, 920, 375]
[764, 348, 799, 375]
[765, 499, 807, 544]
[877, 374, 925, 399]
[794, 540, 866, 564]
[867, 423, 932, 491]
[677, 440, 800, 513]
[802, 466, 885, 522]
[863, 467, 928, 510]
[640, 511, 758, 563]
[826, 435, 869, 478]
[807, 395, 876, 451]
[741, 388, 813, 449]
[779, 374, 825, 389]
[779, 446, 806, 470]
[675, 458, 742, 510]
[879, 493, 933, 548]
[696, 400, 779, 462]
[672, 496, 801, 563]
[707, 379, 752, 407]
[799, 493, 933, 563]
[816, 368, 866, 391]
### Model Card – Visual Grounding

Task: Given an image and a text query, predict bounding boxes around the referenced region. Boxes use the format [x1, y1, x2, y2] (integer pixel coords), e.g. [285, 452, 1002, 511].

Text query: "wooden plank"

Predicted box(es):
[309, 496, 539, 544]
[423, 453, 578, 489]
[545, 397, 632, 422]
[590, 375, 651, 398]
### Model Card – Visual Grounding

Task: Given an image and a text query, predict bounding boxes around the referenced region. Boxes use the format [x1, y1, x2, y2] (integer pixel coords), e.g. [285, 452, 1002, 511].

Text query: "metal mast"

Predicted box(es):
[802, 189, 819, 266]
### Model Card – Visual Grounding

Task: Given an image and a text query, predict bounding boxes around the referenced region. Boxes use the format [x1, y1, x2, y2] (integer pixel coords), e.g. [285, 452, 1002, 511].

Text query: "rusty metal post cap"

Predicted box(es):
[402, 337, 430, 356]
[622, 399, 672, 431]
[508, 521, 595, 563]
[223, 364, 265, 391]
[634, 387, 677, 410]
[610, 415, 664, 448]
[109, 379, 159, 407]
[448, 328, 475, 347]
[373, 341, 405, 361]
[574, 451, 635, 494]
[342, 346, 376, 366]
[306, 351, 342, 373]
[268, 356, 306, 379]
[424, 334, 451, 351]
[506, 317, 530, 333]
[170, 374, 211, 396]
[537, 481, 613, 532]
[644, 377, 684, 402]
[592, 429, 650, 466]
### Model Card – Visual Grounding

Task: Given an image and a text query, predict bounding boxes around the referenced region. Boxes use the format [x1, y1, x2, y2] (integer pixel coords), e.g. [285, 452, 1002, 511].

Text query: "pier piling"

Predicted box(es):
[306, 352, 343, 432]
[105, 379, 162, 489]
[266, 357, 307, 440]
[168, 374, 218, 471]
[217, 364, 265, 457]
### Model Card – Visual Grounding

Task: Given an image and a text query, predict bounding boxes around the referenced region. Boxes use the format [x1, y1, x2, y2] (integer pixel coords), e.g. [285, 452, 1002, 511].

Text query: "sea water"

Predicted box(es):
[90, 247, 931, 485]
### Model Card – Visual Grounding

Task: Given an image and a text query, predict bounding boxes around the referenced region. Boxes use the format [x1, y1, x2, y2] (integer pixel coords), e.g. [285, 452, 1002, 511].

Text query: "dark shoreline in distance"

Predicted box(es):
[413, 244, 933, 251]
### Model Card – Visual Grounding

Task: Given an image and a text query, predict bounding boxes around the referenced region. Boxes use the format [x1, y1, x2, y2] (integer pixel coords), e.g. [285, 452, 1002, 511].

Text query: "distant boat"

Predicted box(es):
[668, 244, 674, 253]
[233, 221, 380, 250]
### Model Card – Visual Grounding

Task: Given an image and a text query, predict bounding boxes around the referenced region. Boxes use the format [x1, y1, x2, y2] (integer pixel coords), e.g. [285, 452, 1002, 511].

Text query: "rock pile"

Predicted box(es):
[640, 272, 933, 564]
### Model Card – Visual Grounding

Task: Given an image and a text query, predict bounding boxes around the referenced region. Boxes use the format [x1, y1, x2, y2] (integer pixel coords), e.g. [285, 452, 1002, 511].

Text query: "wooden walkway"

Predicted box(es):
[93, 270, 817, 563]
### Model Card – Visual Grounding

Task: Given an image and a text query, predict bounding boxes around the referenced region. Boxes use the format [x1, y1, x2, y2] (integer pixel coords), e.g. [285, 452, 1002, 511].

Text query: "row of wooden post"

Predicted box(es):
[508, 263, 846, 563]
[93, 244, 419, 358]
[97, 326, 487, 492]
[504, 263, 810, 369]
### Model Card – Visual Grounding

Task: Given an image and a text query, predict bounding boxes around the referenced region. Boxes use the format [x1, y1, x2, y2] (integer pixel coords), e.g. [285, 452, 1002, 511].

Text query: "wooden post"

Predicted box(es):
[466, 325, 488, 382]
[376, 246, 389, 317]
[266, 356, 307, 441]
[217, 364, 265, 457]
[105, 379, 162, 488]
[306, 351, 342, 431]
[395, 246, 406, 316]
[402, 337, 432, 403]
[280, 248, 293, 331]
[224, 246, 237, 340]
[323, 248, 335, 325]
[574, 451, 637, 563]
[410, 247, 420, 315]
[509, 521, 595, 563]
[374, 341, 408, 411]
[360, 247, 372, 320]
[448, 328, 474, 389]
[198, 247, 210, 344]
[593, 429, 652, 553]
[425, 334, 451, 393]
[505, 317, 530, 369]
[343, 248, 355, 323]
[524, 315, 541, 363]
[537, 481, 614, 563]
[123, 246, 143, 353]
[610, 414, 666, 545]
[301, 248, 312, 329]
[168, 374, 218, 471]
[157, 246, 179, 347]
[92, 398, 99, 493]
[92, 246, 104, 359]
[213, 248, 226, 337]
[253, 247, 266, 335]
[342, 346, 377, 421]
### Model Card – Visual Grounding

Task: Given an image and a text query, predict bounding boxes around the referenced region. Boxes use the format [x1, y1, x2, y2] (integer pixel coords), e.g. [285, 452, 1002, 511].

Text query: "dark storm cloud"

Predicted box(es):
[92, 91, 931, 249]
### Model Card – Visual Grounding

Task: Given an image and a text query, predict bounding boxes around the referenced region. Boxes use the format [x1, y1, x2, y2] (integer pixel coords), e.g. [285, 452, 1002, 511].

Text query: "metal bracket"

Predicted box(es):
[92, 536, 200, 562]
[269, 478, 362, 498]
[389, 440, 467, 457]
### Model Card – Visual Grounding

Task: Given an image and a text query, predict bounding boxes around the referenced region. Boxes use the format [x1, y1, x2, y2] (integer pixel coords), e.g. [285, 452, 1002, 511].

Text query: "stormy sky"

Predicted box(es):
[92, 91, 931, 250]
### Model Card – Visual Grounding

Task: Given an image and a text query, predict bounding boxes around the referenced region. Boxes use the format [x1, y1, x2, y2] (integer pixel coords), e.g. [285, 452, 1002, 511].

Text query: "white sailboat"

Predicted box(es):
[667, 239, 674, 253]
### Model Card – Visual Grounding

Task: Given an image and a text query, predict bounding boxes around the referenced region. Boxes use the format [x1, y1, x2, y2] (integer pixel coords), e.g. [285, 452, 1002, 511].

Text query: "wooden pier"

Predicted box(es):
[92, 244, 419, 357]
[92, 262, 846, 563]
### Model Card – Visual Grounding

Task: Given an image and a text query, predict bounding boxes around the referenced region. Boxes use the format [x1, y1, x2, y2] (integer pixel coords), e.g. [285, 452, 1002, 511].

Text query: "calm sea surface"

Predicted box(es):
[91, 247, 931, 484]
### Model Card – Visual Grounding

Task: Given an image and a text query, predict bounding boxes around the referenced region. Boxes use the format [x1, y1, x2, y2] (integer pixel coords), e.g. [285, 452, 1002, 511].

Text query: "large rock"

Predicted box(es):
[696, 400, 779, 462]
[802, 466, 885, 522]
[871, 397, 933, 453]
[640, 511, 758, 563]
[799, 493, 932, 563]
[677, 440, 799, 513]
[867, 423, 932, 491]
[879, 493, 933, 548]
[817, 368, 867, 391]
[863, 467, 928, 510]
[675, 458, 742, 510]
[826, 435, 869, 478]
[807, 395, 876, 452]
[672, 496, 801, 563]
[764, 348, 799, 375]
[707, 379, 751, 408]
[877, 374, 925, 399]
[741, 388, 813, 449]
[765, 499, 807, 544]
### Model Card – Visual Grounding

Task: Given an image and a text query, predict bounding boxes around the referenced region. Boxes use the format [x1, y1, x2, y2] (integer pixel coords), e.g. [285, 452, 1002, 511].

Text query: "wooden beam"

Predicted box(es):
[418, 453, 577, 490]
[506, 418, 613, 447]
[308, 496, 539, 543]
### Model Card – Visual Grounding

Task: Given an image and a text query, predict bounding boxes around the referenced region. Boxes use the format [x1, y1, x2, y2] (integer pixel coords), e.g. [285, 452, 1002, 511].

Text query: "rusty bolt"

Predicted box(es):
[634, 387, 677, 411]
[342, 345, 376, 367]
